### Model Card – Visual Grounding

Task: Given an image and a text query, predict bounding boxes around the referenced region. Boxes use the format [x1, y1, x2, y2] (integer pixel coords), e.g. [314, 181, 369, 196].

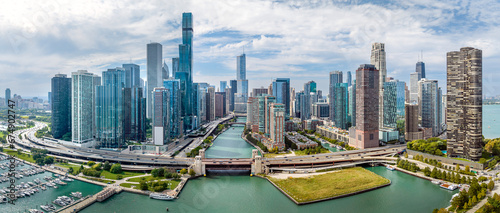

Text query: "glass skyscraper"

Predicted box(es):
[272, 78, 290, 120]
[123, 63, 140, 88]
[416, 61, 425, 79]
[51, 74, 71, 139]
[71, 70, 96, 145]
[220, 81, 227, 92]
[419, 79, 440, 137]
[383, 80, 406, 128]
[4, 88, 10, 105]
[164, 78, 181, 138]
[235, 53, 248, 113]
[329, 71, 343, 121]
[96, 68, 126, 148]
[176, 12, 194, 130]
[334, 83, 349, 130]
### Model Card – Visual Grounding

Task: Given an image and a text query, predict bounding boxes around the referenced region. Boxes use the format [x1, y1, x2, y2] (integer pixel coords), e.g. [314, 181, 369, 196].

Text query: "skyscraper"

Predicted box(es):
[229, 80, 237, 112]
[71, 70, 96, 146]
[333, 83, 348, 130]
[416, 61, 425, 79]
[172, 57, 179, 73]
[235, 54, 248, 113]
[447, 47, 482, 161]
[346, 71, 352, 87]
[5, 88, 10, 105]
[162, 61, 169, 80]
[123, 86, 146, 142]
[147, 42, 163, 118]
[206, 87, 215, 121]
[123, 63, 140, 88]
[163, 79, 181, 138]
[153, 88, 170, 146]
[220, 81, 227, 92]
[348, 80, 356, 127]
[51, 74, 71, 139]
[272, 78, 290, 119]
[264, 96, 276, 135]
[176, 12, 194, 130]
[352, 64, 379, 149]
[96, 68, 126, 148]
[301, 81, 316, 120]
[329, 71, 343, 121]
[418, 79, 440, 137]
[269, 103, 285, 150]
[383, 79, 406, 128]
[409, 72, 419, 104]
[215, 92, 227, 118]
[370, 43, 386, 129]
[405, 103, 422, 141]
[252, 87, 268, 97]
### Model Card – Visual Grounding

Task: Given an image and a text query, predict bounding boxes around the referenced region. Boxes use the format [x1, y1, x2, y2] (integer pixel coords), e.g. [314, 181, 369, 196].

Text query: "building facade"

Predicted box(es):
[146, 42, 162, 119]
[153, 88, 170, 145]
[446, 47, 482, 160]
[71, 70, 96, 145]
[51, 74, 72, 139]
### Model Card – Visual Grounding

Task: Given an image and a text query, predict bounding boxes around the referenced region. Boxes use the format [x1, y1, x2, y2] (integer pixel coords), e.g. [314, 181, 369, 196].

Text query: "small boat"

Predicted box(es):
[29, 209, 43, 213]
[386, 165, 395, 171]
[440, 183, 458, 191]
[71, 192, 83, 198]
[41, 204, 57, 211]
[149, 193, 175, 201]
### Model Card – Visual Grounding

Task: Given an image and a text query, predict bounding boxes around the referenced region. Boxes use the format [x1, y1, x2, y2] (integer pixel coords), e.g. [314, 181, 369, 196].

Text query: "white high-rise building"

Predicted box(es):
[71, 70, 96, 146]
[409, 72, 419, 104]
[147, 42, 163, 118]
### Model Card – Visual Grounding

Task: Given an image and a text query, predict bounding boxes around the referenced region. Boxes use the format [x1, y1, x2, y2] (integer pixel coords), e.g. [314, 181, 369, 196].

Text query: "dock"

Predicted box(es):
[56, 186, 122, 213]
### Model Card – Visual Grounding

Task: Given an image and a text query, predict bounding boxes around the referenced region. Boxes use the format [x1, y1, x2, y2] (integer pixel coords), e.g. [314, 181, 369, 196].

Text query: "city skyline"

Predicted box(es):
[2, 0, 500, 98]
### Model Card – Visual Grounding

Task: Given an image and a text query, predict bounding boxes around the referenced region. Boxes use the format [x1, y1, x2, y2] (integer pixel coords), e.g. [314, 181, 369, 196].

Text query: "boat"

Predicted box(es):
[71, 192, 83, 198]
[386, 165, 395, 171]
[0, 196, 7, 203]
[40, 186, 46, 191]
[62, 177, 74, 182]
[431, 180, 442, 185]
[149, 193, 175, 201]
[29, 209, 43, 213]
[440, 183, 458, 191]
[53, 198, 67, 206]
[41, 204, 56, 212]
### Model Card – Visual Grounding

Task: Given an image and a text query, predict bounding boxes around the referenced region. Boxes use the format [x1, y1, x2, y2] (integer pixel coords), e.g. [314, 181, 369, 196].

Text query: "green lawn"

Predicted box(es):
[452, 158, 472, 162]
[294, 149, 330, 156]
[127, 175, 165, 182]
[269, 167, 390, 203]
[3, 148, 36, 163]
[55, 163, 82, 175]
[101, 170, 145, 180]
[120, 182, 140, 188]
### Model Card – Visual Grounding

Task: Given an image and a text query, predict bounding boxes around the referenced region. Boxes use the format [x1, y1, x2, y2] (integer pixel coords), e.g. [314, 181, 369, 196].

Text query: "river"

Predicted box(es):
[82, 117, 455, 213]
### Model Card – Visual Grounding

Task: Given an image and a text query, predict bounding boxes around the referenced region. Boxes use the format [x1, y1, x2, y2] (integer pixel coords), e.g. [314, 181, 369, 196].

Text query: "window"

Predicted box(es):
[370, 134, 374, 140]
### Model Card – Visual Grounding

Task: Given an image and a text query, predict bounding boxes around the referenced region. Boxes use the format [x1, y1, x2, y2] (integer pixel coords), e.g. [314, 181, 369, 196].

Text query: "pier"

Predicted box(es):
[56, 186, 122, 213]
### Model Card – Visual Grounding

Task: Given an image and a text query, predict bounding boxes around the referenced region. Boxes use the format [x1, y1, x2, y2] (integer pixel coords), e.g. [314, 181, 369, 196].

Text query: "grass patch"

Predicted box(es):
[3, 148, 36, 163]
[269, 167, 390, 203]
[264, 152, 291, 158]
[55, 163, 81, 175]
[127, 175, 165, 182]
[452, 158, 472, 162]
[84, 177, 116, 184]
[101, 170, 145, 180]
[120, 183, 140, 188]
[294, 149, 330, 156]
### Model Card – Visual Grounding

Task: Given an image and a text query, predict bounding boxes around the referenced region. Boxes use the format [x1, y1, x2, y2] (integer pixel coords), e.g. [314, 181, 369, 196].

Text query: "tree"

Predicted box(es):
[180, 168, 187, 175]
[151, 168, 160, 177]
[110, 163, 122, 174]
[44, 156, 54, 165]
[465, 165, 471, 173]
[189, 169, 196, 176]
[17, 149, 22, 155]
[488, 180, 495, 191]
[456, 164, 460, 171]
[139, 180, 148, 190]
[103, 161, 111, 171]
[472, 195, 478, 203]
[68, 167, 74, 174]
[158, 168, 165, 177]
[92, 163, 103, 171]
[87, 161, 96, 166]
[117, 174, 123, 180]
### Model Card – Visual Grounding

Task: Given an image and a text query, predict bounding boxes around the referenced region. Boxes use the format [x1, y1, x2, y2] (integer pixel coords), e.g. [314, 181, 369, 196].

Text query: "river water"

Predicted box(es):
[82, 117, 455, 213]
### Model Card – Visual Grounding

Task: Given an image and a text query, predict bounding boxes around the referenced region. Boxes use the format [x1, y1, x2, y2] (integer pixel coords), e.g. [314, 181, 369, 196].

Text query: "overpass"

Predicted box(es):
[227, 122, 246, 125]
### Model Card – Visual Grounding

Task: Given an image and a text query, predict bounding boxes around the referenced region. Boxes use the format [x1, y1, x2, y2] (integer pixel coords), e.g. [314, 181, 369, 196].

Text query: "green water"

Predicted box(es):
[483, 105, 500, 139]
[205, 117, 254, 159]
[82, 116, 455, 213]
[321, 142, 341, 152]
[82, 167, 454, 213]
[0, 161, 103, 212]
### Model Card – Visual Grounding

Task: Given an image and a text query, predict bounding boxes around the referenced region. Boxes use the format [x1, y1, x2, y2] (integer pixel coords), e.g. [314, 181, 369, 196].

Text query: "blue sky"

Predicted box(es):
[1, 0, 500, 98]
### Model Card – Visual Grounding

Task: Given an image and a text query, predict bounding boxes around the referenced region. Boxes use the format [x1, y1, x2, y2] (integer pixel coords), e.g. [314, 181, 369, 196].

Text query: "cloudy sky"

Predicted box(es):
[1, 0, 500, 98]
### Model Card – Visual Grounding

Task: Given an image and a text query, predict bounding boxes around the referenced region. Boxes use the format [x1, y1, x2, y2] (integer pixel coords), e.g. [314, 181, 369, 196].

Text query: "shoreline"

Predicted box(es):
[256, 167, 392, 205]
